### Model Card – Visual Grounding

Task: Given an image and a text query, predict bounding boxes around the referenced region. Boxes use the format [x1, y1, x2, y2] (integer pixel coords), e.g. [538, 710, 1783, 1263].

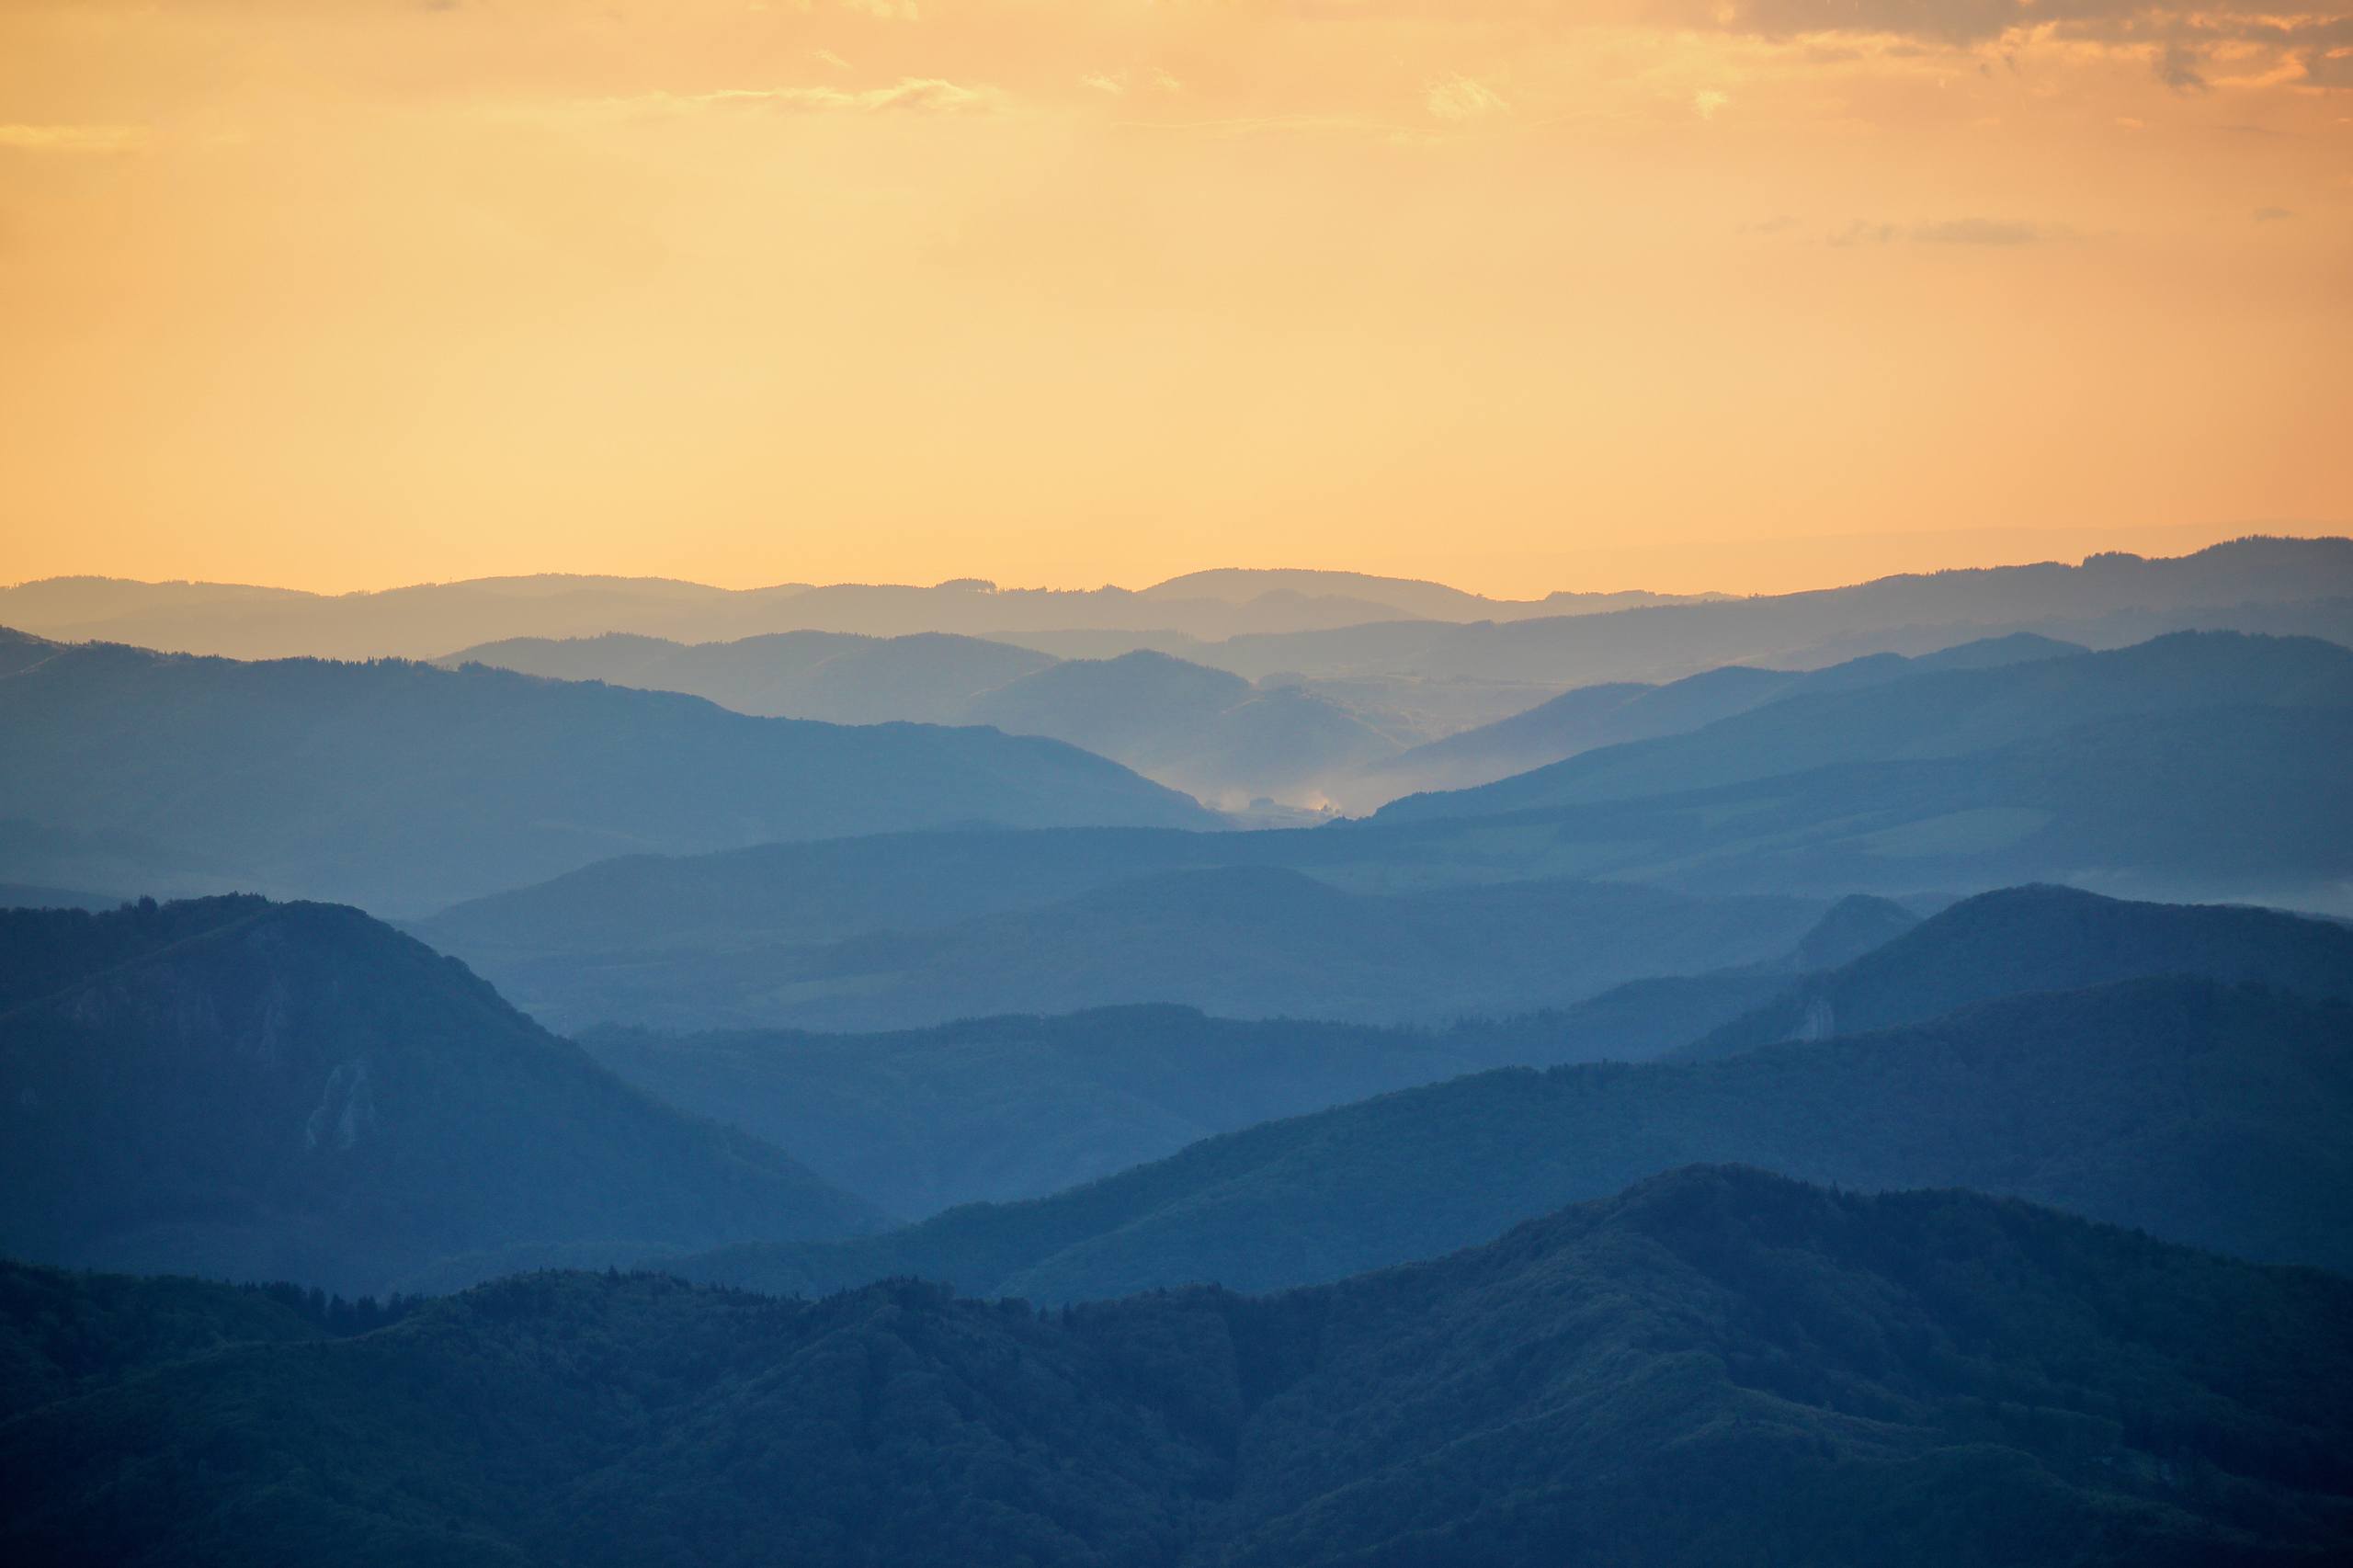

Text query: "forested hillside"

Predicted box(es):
[6, 1169, 2347, 1567]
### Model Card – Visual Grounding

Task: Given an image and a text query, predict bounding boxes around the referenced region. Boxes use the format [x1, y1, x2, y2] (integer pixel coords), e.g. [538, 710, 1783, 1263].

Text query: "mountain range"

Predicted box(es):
[8, 540, 2347, 689]
[0, 631, 1214, 914]
[415, 631, 2353, 1041]
[442, 628, 2095, 813]
[6, 1167, 2347, 1567]
[7, 538, 2353, 1568]
[1362, 630, 2353, 905]
[572, 903, 1904, 1221]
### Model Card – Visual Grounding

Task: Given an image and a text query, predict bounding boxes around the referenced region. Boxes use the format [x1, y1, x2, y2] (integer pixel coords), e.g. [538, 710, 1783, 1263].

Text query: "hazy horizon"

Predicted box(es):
[6, 3, 2348, 603]
[11, 518, 2350, 603]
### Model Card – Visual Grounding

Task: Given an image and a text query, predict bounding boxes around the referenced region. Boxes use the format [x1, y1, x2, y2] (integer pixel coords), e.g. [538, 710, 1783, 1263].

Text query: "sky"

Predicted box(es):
[0, 0, 2347, 599]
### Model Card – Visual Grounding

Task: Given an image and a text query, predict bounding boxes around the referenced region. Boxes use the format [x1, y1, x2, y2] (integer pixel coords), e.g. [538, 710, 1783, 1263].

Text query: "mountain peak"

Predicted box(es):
[1785, 893, 1920, 972]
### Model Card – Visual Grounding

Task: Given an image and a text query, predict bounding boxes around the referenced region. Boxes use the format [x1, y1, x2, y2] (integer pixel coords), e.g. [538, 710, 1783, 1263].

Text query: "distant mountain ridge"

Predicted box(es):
[442, 634, 1403, 809]
[421, 632, 2353, 1034]
[1188, 537, 2353, 685]
[0, 634, 1216, 913]
[1351, 631, 2353, 905]
[438, 868, 1833, 1035]
[578, 1006, 1499, 1219]
[442, 629, 1058, 724]
[6, 539, 2343, 687]
[11, 1168, 2346, 1566]
[551, 894, 1913, 1218]
[0, 567, 1697, 662]
[1379, 630, 2353, 822]
[1338, 631, 2086, 805]
[0, 897, 881, 1294]
[444, 630, 2097, 813]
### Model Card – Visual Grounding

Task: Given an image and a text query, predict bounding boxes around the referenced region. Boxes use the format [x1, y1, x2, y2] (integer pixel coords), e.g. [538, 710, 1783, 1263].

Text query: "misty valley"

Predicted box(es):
[3, 544, 2352, 1566]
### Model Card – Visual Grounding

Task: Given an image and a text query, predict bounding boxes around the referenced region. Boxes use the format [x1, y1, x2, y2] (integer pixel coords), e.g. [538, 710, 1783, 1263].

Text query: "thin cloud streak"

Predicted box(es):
[0, 122, 146, 152]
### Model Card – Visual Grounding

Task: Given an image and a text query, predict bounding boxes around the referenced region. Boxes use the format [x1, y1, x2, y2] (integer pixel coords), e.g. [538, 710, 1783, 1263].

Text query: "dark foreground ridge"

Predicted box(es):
[4, 1167, 2347, 1567]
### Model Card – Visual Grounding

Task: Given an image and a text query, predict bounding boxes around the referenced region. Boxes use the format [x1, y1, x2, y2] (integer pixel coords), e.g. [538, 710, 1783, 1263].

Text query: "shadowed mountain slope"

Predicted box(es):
[6, 1167, 2349, 1567]
[572, 892, 1928, 1219]
[1681, 883, 2353, 1059]
[0, 898, 881, 1295]
[576, 982, 1832, 1221]
[677, 978, 2353, 1303]
[1378, 631, 2353, 823]
[578, 1006, 1496, 1219]
[1344, 632, 2084, 804]
[1349, 633, 2353, 904]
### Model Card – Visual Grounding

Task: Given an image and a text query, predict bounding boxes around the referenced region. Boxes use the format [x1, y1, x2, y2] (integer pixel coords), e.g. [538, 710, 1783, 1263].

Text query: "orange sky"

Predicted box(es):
[0, 1, 2347, 598]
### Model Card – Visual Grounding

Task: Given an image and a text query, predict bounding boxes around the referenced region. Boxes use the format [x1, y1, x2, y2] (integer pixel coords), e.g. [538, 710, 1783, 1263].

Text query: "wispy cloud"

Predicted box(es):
[0, 123, 147, 153]
[1911, 216, 2068, 245]
[596, 78, 1006, 119]
[1830, 220, 1896, 246]
[1825, 216, 2070, 246]
[2154, 40, 2208, 94]
[1425, 75, 1507, 122]
[1670, 0, 2353, 90]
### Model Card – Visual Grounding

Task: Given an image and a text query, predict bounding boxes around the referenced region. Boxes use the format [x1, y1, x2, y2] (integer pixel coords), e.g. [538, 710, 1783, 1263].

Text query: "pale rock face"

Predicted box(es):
[1796, 995, 1836, 1042]
[304, 1061, 375, 1153]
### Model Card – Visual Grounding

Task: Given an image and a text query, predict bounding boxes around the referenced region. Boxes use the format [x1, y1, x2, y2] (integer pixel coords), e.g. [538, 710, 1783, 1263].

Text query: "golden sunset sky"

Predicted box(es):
[1, 0, 2347, 597]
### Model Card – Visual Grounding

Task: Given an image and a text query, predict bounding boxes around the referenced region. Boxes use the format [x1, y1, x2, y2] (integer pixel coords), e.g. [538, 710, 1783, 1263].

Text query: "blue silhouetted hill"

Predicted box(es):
[0, 897, 881, 1294]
